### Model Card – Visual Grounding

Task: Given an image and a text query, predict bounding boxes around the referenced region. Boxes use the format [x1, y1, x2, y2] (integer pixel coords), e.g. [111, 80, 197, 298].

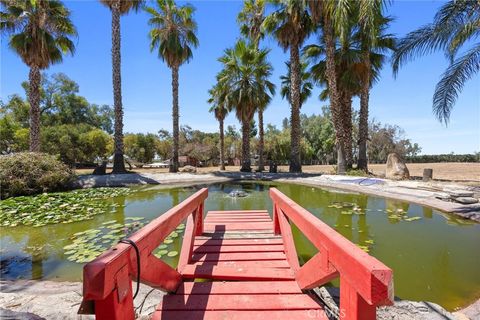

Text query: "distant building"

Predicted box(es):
[179, 155, 198, 167]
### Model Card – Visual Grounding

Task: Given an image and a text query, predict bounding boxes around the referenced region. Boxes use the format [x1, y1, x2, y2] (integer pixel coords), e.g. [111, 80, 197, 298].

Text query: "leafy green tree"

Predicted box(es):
[0, 115, 20, 154]
[263, 0, 313, 172]
[217, 40, 275, 172]
[0, 0, 76, 152]
[41, 124, 111, 165]
[124, 133, 158, 164]
[392, 0, 480, 124]
[146, 0, 199, 172]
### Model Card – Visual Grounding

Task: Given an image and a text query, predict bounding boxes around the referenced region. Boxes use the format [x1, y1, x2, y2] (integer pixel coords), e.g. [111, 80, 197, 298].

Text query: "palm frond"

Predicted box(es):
[433, 43, 480, 124]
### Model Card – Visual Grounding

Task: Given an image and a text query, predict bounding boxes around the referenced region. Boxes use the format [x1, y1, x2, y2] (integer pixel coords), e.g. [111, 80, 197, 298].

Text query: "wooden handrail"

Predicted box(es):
[270, 188, 393, 320]
[80, 188, 208, 320]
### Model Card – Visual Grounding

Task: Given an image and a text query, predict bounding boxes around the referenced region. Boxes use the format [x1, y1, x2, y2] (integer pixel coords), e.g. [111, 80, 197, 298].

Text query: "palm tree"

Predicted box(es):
[218, 40, 275, 172]
[146, 0, 199, 173]
[100, 0, 143, 173]
[263, 0, 312, 173]
[0, 0, 76, 152]
[392, 0, 480, 124]
[304, 13, 395, 170]
[208, 83, 229, 171]
[280, 61, 313, 108]
[306, 0, 347, 173]
[357, 0, 389, 172]
[238, 0, 269, 172]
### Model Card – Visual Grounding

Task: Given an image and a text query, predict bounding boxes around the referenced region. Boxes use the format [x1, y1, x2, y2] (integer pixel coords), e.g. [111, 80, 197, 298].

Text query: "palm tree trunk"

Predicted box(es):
[111, 3, 126, 174]
[341, 91, 353, 169]
[323, 16, 346, 174]
[28, 66, 41, 152]
[358, 49, 371, 172]
[289, 43, 302, 173]
[219, 117, 225, 170]
[170, 64, 180, 173]
[240, 119, 251, 172]
[258, 109, 265, 171]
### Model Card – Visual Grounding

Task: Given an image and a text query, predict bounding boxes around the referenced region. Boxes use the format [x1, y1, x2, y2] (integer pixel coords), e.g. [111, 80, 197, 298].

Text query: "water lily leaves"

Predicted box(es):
[0, 187, 134, 227]
[404, 216, 421, 222]
[169, 232, 179, 238]
[176, 224, 185, 230]
[163, 239, 173, 244]
[62, 217, 145, 264]
[167, 251, 178, 257]
[158, 244, 168, 249]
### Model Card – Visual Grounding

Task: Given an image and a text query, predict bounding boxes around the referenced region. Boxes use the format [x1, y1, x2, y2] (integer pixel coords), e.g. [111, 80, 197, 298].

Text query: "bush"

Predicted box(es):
[0, 152, 74, 198]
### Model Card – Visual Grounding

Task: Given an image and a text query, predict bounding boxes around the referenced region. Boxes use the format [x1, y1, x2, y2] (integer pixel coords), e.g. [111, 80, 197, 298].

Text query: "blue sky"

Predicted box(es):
[1, 0, 479, 154]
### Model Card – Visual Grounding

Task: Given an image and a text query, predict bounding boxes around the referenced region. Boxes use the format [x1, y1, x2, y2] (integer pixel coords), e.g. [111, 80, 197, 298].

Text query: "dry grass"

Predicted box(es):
[74, 162, 480, 183]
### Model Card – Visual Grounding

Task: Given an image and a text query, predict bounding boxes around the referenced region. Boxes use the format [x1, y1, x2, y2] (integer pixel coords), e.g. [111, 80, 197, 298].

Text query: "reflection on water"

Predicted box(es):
[1, 181, 479, 311]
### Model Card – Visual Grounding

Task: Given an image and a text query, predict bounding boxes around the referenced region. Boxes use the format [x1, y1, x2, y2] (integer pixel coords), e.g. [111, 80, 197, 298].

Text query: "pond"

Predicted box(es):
[1, 181, 479, 311]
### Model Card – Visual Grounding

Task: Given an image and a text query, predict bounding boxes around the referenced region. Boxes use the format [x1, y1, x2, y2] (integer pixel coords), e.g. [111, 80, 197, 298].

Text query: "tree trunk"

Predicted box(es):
[240, 119, 251, 172]
[170, 64, 180, 173]
[289, 43, 302, 173]
[28, 66, 41, 152]
[219, 118, 225, 170]
[358, 49, 371, 172]
[323, 16, 346, 174]
[341, 91, 353, 169]
[257, 109, 265, 172]
[111, 3, 126, 174]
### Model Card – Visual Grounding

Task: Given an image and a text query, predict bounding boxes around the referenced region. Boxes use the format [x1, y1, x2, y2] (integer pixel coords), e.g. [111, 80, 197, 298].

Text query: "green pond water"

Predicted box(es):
[1, 181, 479, 311]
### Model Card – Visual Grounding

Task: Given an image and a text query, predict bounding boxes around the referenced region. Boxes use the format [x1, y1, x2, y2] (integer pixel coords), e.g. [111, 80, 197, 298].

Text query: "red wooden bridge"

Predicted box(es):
[80, 188, 393, 319]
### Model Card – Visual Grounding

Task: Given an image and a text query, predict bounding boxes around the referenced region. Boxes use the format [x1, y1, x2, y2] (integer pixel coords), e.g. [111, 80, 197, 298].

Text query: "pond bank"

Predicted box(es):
[0, 280, 477, 319]
[73, 172, 480, 222]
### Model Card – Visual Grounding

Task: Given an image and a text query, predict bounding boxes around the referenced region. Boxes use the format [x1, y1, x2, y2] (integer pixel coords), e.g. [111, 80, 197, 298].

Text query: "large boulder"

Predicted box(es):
[385, 153, 410, 180]
[180, 165, 197, 173]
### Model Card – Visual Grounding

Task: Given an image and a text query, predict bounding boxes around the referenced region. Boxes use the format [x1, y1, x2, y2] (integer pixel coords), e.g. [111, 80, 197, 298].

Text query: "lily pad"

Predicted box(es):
[167, 251, 178, 257]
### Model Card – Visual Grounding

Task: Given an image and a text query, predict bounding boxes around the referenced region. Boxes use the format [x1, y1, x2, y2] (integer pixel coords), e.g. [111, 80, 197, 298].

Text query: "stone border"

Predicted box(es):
[73, 172, 480, 222]
[1, 280, 477, 320]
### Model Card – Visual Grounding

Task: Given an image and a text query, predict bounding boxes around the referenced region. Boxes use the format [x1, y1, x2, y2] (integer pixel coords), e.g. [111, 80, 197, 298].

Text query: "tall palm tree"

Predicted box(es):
[307, 0, 347, 173]
[392, 0, 480, 125]
[263, 0, 312, 173]
[218, 40, 275, 172]
[0, 0, 76, 152]
[100, 0, 143, 173]
[280, 61, 313, 108]
[208, 83, 228, 171]
[238, 0, 269, 172]
[357, 0, 389, 172]
[304, 13, 395, 170]
[146, 0, 198, 173]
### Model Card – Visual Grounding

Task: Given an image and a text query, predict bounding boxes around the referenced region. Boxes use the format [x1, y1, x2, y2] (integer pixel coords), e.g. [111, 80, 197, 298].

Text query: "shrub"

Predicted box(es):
[0, 152, 74, 198]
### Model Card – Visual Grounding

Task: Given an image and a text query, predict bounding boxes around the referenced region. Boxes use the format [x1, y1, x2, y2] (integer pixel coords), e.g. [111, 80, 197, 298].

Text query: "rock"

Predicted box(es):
[454, 197, 479, 204]
[385, 153, 410, 180]
[180, 165, 197, 173]
[92, 161, 107, 175]
[433, 192, 451, 201]
[447, 190, 474, 198]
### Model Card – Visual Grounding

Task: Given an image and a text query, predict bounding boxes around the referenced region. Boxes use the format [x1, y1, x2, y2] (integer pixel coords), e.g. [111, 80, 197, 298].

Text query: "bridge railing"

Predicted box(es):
[79, 188, 208, 320]
[270, 188, 393, 320]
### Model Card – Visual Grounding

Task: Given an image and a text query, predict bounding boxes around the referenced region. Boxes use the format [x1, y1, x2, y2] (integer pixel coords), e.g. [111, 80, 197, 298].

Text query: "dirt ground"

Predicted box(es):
[75, 162, 480, 183]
